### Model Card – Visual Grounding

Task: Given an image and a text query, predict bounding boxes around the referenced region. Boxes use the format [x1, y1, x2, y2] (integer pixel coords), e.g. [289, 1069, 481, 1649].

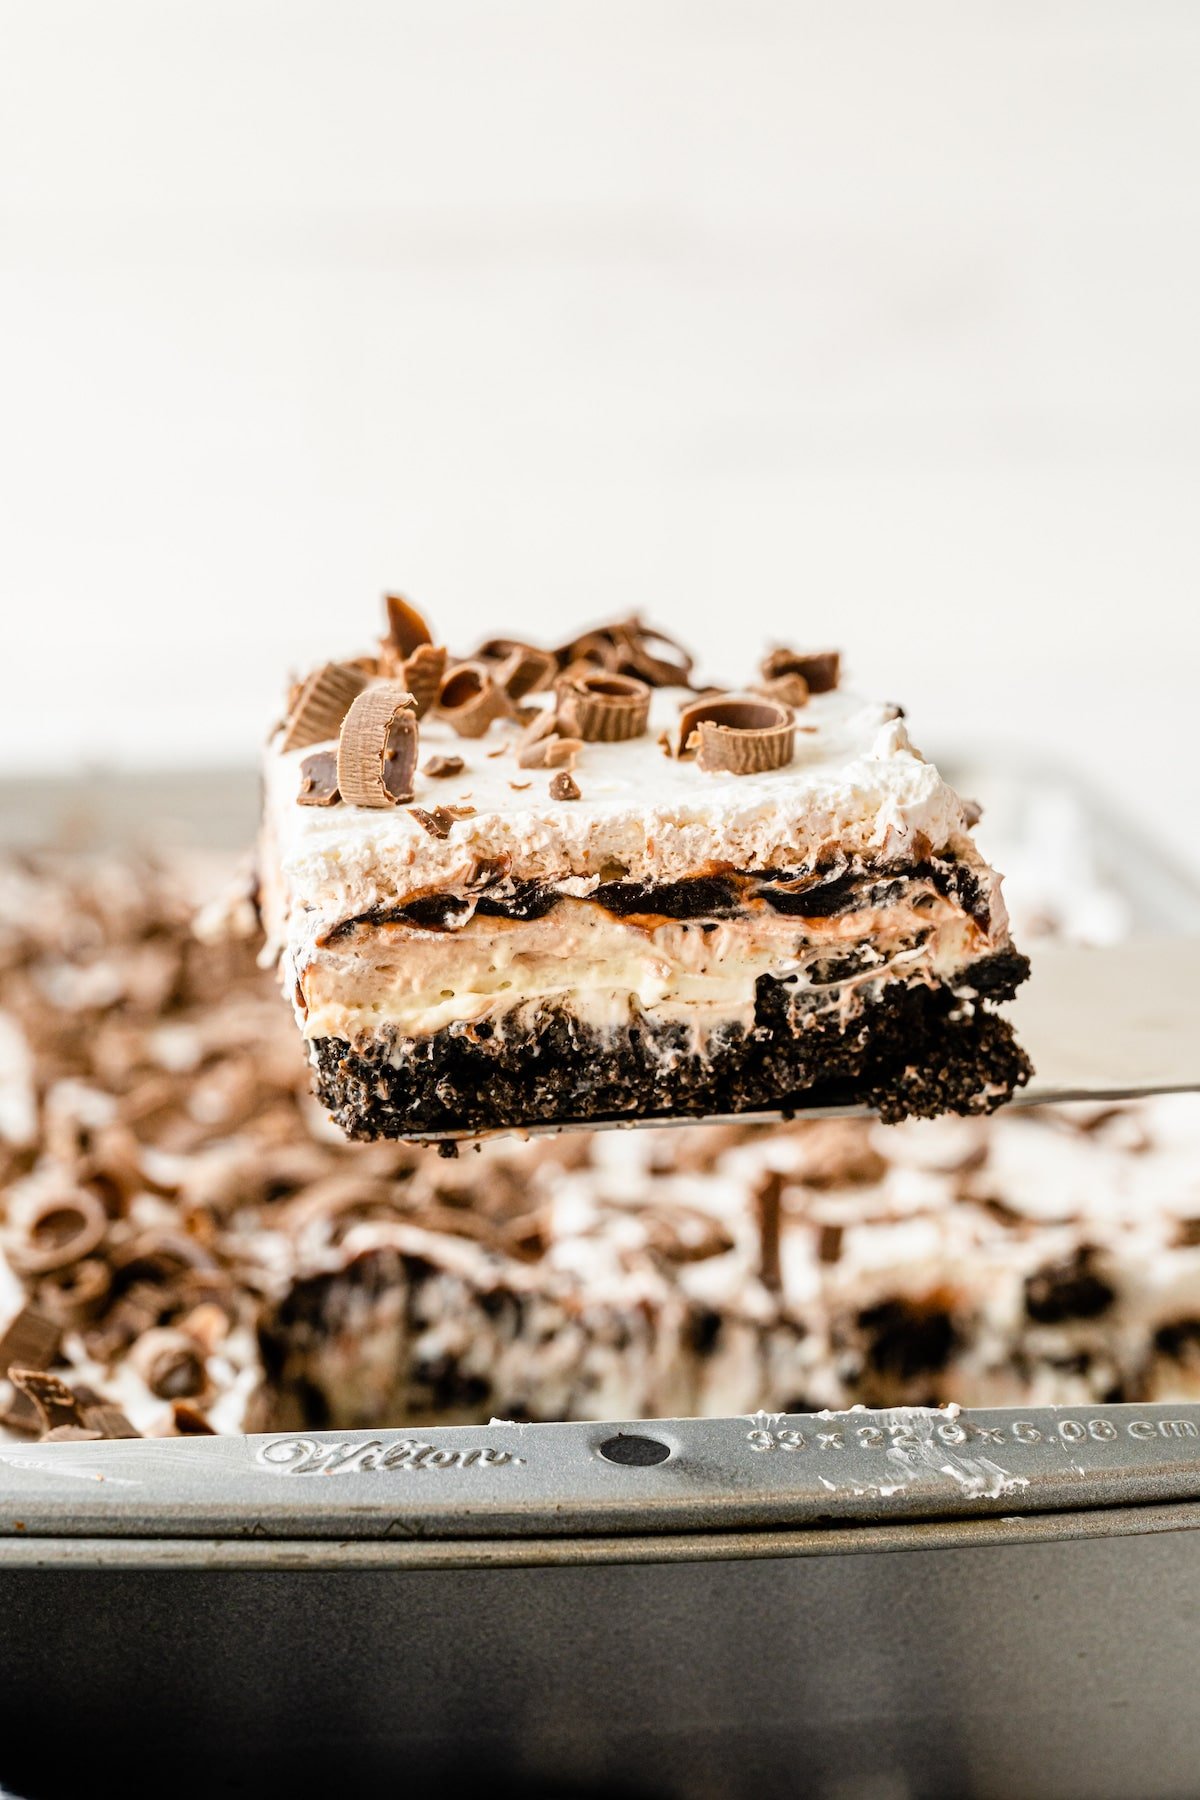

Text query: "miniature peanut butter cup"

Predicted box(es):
[384, 593, 434, 658]
[556, 671, 651, 742]
[673, 693, 795, 774]
[297, 751, 340, 807]
[437, 662, 515, 738]
[337, 681, 419, 807]
[280, 662, 369, 752]
[760, 647, 841, 694]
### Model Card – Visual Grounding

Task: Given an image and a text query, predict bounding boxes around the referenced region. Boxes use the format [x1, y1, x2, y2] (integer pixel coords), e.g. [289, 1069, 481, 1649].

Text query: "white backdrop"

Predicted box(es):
[2, 2, 1198, 870]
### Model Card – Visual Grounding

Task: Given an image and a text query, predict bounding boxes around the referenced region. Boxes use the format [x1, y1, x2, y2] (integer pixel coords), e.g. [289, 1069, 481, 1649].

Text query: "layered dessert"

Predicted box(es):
[1, 828, 1198, 1442]
[260, 603, 1030, 1139]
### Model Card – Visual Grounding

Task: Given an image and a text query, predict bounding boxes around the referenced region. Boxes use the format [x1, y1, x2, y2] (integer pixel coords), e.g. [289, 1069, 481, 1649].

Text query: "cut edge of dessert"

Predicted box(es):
[258, 597, 1031, 1143]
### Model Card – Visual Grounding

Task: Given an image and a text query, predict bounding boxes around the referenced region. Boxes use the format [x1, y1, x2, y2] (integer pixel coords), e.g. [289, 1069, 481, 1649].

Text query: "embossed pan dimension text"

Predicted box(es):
[0, 1405, 1199, 1543]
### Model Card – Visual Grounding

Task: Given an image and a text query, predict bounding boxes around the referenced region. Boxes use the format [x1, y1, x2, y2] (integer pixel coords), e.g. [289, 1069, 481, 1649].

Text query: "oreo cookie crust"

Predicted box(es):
[312, 950, 1032, 1138]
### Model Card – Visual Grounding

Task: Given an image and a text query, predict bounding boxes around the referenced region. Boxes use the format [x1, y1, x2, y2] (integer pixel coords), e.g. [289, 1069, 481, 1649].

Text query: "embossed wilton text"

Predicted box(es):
[256, 1437, 526, 1475]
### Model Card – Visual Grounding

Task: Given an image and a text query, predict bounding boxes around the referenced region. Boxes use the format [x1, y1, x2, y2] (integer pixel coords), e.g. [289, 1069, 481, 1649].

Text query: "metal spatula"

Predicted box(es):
[412, 936, 1200, 1142]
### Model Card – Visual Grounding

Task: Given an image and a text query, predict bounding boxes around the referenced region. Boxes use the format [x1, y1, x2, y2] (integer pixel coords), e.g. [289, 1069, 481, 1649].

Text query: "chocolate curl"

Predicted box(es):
[760, 647, 841, 694]
[9, 1369, 89, 1434]
[556, 672, 651, 743]
[35, 1258, 112, 1328]
[82, 1404, 141, 1439]
[671, 694, 795, 774]
[423, 754, 465, 779]
[0, 1306, 64, 1432]
[754, 1171, 784, 1293]
[129, 1327, 207, 1399]
[756, 673, 810, 709]
[280, 663, 369, 752]
[384, 594, 434, 658]
[9, 1191, 109, 1276]
[517, 734, 583, 770]
[399, 643, 447, 719]
[336, 682, 419, 808]
[437, 662, 515, 739]
[494, 644, 557, 701]
[554, 617, 695, 689]
[296, 751, 340, 807]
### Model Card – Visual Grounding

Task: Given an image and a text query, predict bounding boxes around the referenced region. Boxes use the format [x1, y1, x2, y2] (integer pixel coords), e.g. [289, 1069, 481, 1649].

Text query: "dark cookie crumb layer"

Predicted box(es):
[312, 951, 1032, 1138]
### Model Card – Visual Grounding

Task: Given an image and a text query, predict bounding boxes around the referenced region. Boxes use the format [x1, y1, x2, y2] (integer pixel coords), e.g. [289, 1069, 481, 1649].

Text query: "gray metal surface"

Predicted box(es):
[2, 1405, 1200, 1549]
[3, 1526, 1200, 1798]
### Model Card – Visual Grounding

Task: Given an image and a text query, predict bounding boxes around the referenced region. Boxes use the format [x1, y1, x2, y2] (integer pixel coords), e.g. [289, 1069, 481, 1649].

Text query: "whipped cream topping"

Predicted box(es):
[262, 687, 976, 968]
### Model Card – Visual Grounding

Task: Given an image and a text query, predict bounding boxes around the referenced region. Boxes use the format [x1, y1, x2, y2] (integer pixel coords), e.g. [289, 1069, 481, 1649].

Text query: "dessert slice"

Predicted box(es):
[259, 602, 1030, 1140]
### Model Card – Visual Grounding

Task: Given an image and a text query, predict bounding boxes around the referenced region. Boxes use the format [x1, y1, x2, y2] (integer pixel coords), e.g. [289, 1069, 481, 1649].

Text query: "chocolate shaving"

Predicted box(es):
[130, 1328, 207, 1399]
[756, 673, 810, 709]
[494, 645, 557, 701]
[760, 648, 841, 694]
[296, 750, 340, 807]
[437, 662, 514, 739]
[817, 1222, 844, 1265]
[36, 1258, 112, 1328]
[384, 594, 434, 658]
[399, 643, 447, 719]
[171, 1401, 217, 1435]
[337, 682, 419, 808]
[556, 672, 651, 743]
[509, 780, 532, 791]
[754, 1171, 784, 1292]
[280, 662, 369, 752]
[9, 1368, 88, 1434]
[423, 754, 465, 779]
[549, 772, 581, 801]
[0, 1306, 62, 1379]
[408, 807, 456, 839]
[10, 1191, 109, 1276]
[83, 1403, 141, 1438]
[671, 694, 795, 774]
[518, 734, 583, 770]
[555, 617, 695, 689]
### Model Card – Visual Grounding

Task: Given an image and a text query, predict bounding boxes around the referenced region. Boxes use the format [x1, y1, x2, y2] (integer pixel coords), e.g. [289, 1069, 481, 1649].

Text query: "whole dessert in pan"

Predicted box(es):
[259, 599, 1031, 1140]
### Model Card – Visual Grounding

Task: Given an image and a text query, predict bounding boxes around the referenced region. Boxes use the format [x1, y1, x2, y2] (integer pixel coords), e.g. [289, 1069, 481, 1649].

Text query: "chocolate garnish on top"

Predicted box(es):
[423, 754, 465, 779]
[437, 662, 515, 739]
[493, 644, 557, 701]
[549, 771, 582, 801]
[336, 681, 419, 807]
[280, 662, 369, 753]
[670, 693, 795, 774]
[297, 751, 340, 807]
[398, 643, 447, 719]
[554, 616, 695, 689]
[760, 647, 841, 694]
[384, 594, 434, 658]
[556, 671, 651, 743]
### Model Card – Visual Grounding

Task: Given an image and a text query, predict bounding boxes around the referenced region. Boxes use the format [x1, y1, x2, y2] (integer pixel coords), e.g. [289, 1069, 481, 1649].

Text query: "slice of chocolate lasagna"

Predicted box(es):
[259, 602, 1030, 1140]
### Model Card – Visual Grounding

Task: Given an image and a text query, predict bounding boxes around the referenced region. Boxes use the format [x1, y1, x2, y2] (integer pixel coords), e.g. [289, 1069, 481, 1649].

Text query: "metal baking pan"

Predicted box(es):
[1, 766, 1199, 1800]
